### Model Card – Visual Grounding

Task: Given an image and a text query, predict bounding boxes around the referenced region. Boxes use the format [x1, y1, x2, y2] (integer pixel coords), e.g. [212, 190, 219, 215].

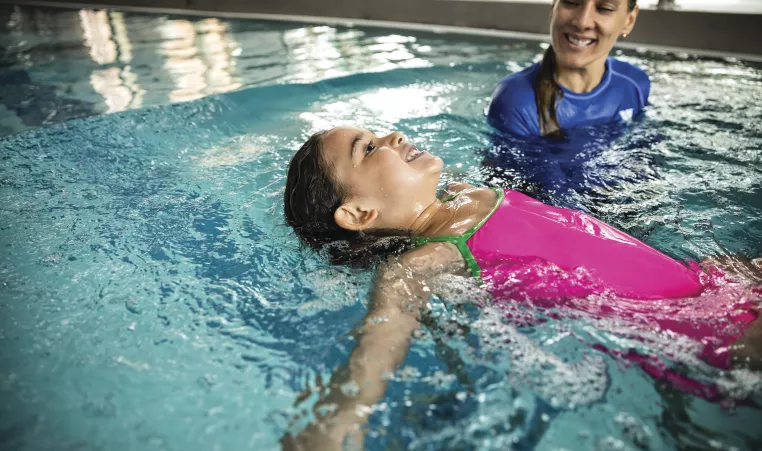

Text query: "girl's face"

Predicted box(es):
[320, 126, 443, 231]
[550, 0, 638, 72]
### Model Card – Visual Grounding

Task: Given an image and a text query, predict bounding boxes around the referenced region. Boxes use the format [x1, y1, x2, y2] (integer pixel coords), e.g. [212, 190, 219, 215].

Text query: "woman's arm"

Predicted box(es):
[283, 244, 464, 451]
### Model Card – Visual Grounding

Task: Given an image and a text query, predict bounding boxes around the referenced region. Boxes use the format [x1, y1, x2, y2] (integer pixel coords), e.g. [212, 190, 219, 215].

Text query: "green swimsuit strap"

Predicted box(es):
[439, 192, 461, 203]
[412, 234, 482, 278]
[412, 187, 505, 279]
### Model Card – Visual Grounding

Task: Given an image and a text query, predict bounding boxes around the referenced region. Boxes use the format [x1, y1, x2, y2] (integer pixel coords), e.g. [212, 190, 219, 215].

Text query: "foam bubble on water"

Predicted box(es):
[420, 370, 457, 389]
[196, 134, 279, 168]
[473, 306, 608, 408]
[575, 316, 705, 368]
[296, 268, 365, 316]
[614, 412, 653, 450]
[715, 368, 762, 400]
[483, 261, 761, 380]
[595, 436, 629, 451]
[397, 366, 423, 381]
[427, 273, 489, 306]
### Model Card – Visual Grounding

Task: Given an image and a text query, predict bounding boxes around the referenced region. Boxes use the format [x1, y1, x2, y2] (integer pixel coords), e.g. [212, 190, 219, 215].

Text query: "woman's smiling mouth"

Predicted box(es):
[565, 33, 597, 48]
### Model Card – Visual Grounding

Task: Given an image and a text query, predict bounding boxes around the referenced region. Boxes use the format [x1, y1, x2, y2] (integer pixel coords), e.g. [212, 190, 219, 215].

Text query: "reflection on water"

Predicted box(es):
[0, 4, 523, 137]
[197, 19, 242, 95]
[299, 85, 454, 132]
[282, 27, 428, 83]
[89, 67, 133, 112]
[80, 10, 116, 65]
[158, 19, 207, 102]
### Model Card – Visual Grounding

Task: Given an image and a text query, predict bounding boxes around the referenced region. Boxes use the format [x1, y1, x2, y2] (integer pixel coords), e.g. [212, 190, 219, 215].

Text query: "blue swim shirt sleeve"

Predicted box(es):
[487, 66, 541, 137]
[609, 58, 651, 109]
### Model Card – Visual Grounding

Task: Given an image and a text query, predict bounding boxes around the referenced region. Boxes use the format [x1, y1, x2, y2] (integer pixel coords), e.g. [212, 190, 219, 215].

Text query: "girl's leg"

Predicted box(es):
[730, 315, 762, 370]
[703, 256, 762, 284]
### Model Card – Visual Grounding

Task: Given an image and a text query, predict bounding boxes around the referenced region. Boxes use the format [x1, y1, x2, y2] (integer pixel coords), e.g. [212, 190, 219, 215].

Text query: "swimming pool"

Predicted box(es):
[1, 5, 761, 451]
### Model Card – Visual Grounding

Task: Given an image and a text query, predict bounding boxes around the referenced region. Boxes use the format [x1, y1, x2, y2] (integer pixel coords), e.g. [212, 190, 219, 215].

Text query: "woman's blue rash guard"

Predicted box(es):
[487, 58, 651, 137]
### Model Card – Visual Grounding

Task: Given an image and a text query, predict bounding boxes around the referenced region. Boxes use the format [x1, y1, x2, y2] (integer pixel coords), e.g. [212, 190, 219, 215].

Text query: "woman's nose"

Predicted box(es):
[570, 1, 595, 29]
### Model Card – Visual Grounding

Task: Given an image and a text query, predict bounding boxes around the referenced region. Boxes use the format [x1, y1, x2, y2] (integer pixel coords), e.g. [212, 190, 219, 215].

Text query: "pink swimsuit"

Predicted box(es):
[414, 189, 759, 369]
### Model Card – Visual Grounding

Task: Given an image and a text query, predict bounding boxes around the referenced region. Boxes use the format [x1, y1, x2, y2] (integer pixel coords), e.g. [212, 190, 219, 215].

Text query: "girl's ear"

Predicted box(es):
[334, 202, 379, 231]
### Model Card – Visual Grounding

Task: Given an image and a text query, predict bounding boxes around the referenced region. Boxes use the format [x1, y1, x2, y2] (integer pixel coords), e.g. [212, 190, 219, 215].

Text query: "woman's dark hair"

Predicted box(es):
[284, 131, 412, 267]
[536, 0, 638, 137]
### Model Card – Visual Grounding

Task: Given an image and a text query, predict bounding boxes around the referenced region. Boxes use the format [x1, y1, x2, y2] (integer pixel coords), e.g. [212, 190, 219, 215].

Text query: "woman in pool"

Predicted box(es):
[487, 0, 648, 137]
[282, 127, 761, 450]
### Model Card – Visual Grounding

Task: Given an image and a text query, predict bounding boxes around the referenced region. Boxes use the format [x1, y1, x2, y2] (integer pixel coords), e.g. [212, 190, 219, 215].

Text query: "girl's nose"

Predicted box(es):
[387, 132, 406, 147]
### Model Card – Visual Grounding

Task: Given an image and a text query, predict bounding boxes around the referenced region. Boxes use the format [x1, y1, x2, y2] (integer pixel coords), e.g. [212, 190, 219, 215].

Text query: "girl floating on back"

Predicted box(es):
[282, 127, 761, 450]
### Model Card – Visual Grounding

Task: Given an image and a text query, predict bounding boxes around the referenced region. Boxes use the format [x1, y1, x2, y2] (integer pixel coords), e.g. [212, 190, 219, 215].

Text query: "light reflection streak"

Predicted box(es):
[299, 85, 452, 131]
[75, 14, 432, 114]
[79, 9, 116, 65]
[197, 18, 242, 94]
[89, 67, 132, 113]
[158, 19, 205, 102]
[109, 11, 132, 64]
[283, 26, 427, 84]
[283, 26, 343, 82]
[158, 18, 242, 102]
[81, 9, 145, 112]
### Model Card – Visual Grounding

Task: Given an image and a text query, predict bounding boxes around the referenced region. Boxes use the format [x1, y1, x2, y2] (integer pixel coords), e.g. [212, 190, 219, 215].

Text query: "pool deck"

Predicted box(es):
[4, 0, 762, 59]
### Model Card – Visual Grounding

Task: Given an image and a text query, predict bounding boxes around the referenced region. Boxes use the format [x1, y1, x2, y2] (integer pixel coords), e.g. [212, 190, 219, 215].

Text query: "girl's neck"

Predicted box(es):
[554, 58, 607, 94]
[409, 199, 450, 237]
[410, 188, 496, 238]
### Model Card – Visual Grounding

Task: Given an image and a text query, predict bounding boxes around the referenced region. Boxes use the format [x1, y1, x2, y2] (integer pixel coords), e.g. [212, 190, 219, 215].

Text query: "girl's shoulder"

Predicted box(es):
[440, 184, 497, 203]
[379, 241, 467, 282]
[439, 182, 476, 200]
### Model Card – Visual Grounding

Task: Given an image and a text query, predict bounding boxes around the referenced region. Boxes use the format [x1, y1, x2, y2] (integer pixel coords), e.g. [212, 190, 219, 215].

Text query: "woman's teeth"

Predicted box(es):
[566, 34, 594, 47]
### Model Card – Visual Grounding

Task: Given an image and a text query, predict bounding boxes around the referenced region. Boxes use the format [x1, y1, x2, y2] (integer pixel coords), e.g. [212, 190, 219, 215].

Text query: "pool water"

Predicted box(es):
[1, 5, 761, 451]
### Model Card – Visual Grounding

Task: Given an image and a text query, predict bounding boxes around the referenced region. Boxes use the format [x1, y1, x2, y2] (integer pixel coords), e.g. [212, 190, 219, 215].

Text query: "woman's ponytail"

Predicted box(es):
[534, 46, 564, 138]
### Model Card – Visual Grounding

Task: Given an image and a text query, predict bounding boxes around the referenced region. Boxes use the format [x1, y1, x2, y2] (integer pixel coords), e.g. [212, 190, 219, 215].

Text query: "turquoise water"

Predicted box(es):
[2, 6, 762, 451]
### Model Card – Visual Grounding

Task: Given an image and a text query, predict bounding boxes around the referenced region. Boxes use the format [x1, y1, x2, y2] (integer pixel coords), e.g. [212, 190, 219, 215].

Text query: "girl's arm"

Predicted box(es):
[283, 243, 464, 451]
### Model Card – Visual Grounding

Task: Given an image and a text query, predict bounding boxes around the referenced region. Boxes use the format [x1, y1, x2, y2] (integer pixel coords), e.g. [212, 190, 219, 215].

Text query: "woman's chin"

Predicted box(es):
[556, 54, 595, 71]
[554, 46, 610, 73]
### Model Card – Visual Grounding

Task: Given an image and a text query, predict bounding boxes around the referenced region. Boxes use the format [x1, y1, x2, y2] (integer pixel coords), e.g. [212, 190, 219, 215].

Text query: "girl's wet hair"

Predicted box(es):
[536, 0, 638, 137]
[284, 131, 413, 267]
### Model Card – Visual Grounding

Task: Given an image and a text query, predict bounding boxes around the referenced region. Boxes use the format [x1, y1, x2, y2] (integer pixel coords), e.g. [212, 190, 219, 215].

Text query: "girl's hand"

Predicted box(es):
[281, 417, 364, 451]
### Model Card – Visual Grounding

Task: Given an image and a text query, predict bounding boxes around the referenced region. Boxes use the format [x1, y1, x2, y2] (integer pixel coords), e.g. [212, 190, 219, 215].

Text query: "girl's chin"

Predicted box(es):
[430, 155, 445, 171]
[413, 155, 444, 175]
